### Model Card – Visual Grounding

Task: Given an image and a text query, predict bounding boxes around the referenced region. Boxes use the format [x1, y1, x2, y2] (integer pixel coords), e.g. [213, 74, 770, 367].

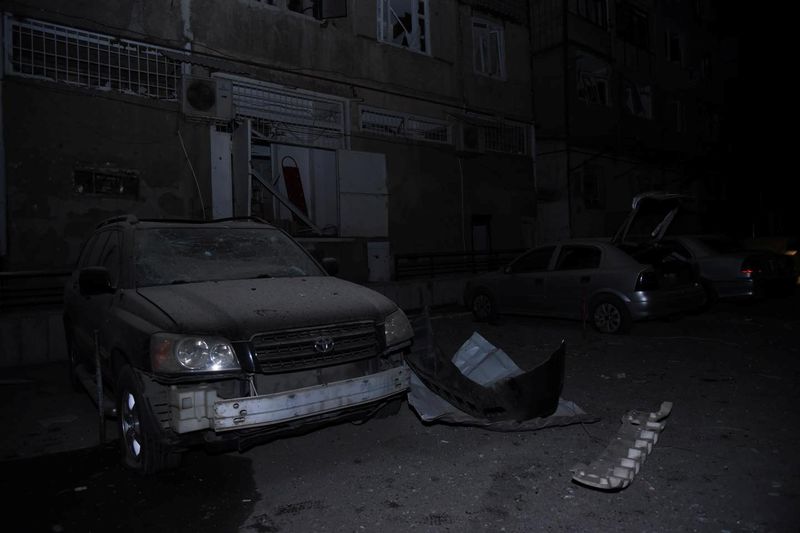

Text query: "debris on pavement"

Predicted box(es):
[571, 401, 673, 490]
[405, 312, 597, 430]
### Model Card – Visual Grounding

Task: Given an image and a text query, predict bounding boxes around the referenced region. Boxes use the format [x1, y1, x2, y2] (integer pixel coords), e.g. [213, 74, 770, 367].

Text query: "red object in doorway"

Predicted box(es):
[281, 156, 309, 218]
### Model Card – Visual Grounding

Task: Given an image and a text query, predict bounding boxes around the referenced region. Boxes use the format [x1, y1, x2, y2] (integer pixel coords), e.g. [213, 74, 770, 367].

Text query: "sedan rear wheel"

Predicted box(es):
[591, 296, 631, 334]
[471, 291, 496, 322]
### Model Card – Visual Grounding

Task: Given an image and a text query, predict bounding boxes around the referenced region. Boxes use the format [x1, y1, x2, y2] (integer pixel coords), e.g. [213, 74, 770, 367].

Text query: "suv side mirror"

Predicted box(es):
[79, 267, 114, 296]
[321, 257, 339, 276]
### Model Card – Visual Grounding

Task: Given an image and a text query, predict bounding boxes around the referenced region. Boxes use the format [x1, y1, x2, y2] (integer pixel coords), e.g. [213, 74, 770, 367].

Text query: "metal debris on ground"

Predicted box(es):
[571, 401, 673, 490]
[405, 311, 597, 430]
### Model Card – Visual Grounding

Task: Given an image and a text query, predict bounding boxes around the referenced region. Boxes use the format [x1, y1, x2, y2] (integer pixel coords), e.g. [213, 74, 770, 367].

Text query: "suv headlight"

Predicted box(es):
[384, 309, 413, 347]
[150, 333, 240, 374]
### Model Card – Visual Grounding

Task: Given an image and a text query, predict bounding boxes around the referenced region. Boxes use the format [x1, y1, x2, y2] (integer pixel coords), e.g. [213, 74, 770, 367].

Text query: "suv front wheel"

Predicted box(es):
[117, 366, 181, 474]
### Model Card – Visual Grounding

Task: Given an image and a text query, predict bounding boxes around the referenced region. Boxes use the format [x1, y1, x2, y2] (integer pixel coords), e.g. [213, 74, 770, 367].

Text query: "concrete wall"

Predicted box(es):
[2, 81, 207, 270]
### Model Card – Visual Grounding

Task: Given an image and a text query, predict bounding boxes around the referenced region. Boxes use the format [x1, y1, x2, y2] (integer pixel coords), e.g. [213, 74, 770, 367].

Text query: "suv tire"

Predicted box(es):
[117, 366, 181, 474]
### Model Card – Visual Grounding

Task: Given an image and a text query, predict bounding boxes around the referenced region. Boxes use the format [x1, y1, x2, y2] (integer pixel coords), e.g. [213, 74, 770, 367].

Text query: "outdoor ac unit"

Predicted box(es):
[456, 123, 486, 153]
[181, 75, 233, 120]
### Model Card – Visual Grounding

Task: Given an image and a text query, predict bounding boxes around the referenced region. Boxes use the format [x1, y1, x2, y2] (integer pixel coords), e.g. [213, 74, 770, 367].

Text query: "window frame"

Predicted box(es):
[508, 246, 556, 274]
[472, 17, 506, 80]
[554, 245, 602, 271]
[377, 0, 432, 56]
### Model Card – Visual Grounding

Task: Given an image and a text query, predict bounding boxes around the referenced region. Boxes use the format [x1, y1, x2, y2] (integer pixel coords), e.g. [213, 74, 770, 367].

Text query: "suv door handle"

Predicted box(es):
[579, 276, 591, 284]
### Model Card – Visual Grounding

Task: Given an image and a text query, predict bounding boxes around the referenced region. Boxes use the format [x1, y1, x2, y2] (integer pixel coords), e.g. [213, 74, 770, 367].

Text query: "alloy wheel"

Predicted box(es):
[121, 391, 143, 462]
[594, 302, 622, 333]
[472, 294, 493, 321]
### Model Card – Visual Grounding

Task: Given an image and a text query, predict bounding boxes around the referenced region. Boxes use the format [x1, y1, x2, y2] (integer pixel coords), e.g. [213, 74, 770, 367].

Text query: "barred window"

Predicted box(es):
[484, 123, 527, 155]
[6, 16, 180, 100]
[231, 79, 346, 150]
[360, 107, 450, 144]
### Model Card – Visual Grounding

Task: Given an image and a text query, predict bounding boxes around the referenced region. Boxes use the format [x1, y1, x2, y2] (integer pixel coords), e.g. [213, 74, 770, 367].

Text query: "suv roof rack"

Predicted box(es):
[96, 215, 273, 229]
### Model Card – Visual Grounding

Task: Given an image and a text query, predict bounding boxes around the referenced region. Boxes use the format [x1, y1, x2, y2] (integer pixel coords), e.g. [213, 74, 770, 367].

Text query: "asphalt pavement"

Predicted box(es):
[1, 296, 798, 532]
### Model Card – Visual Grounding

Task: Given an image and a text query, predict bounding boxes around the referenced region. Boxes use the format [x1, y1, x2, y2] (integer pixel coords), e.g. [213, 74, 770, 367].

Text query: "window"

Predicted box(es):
[579, 164, 604, 209]
[472, 19, 505, 79]
[616, 3, 649, 49]
[575, 0, 608, 28]
[555, 246, 601, 270]
[73, 167, 139, 197]
[377, 0, 430, 54]
[510, 247, 555, 273]
[670, 99, 686, 132]
[360, 107, 450, 144]
[6, 15, 180, 100]
[664, 31, 683, 64]
[82, 232, 111, 268]
[576, 53, 610, 106]
[100, 232, 122, 287]
[577, 71, 608, 105]
[623, 81, 652, 119]
[483, 123, 527, 154]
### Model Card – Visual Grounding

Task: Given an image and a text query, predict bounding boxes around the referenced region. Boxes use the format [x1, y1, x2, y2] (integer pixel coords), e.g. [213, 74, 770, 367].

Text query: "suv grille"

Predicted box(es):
[252, 321, 379, 373]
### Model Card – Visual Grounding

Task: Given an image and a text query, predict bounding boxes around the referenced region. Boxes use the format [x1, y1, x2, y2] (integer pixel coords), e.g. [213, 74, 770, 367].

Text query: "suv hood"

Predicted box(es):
[136, 276, 398, 340]
[611, 191, 689, 245]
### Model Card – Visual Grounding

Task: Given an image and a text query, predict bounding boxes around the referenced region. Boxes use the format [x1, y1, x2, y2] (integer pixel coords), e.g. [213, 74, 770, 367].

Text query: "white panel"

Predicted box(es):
[339, 194, 388, 238]
[209, 127, 233, 219]
[310, 149, 339, 233]
[337, 150, 387, 194]
[367, 241, 391, 282]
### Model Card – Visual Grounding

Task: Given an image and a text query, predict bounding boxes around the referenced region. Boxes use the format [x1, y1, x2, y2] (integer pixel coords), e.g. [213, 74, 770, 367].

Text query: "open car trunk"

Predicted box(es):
[613, 192, 697, 286]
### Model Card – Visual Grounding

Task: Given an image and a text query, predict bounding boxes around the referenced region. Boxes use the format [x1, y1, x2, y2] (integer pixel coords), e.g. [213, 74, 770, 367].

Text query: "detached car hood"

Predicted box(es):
[137, 276, 397, 340]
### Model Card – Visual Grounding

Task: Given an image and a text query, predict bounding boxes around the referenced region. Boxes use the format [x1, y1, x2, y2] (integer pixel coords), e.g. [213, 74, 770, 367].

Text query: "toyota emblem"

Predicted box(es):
[313, 336, 335, 354]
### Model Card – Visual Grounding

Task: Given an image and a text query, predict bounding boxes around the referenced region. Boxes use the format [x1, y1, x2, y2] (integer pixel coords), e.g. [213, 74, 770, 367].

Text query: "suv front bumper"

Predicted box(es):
[169, 365, 410, 434]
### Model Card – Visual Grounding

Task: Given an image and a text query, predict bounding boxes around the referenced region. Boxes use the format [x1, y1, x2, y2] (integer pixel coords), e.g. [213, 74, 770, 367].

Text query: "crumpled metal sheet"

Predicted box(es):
[405, 313, 597, 431]
[571, 401, 673, 490]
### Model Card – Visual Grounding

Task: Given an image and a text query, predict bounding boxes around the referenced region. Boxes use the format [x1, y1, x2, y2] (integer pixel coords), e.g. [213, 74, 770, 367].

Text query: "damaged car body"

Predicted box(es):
[63, 215, 413, 473]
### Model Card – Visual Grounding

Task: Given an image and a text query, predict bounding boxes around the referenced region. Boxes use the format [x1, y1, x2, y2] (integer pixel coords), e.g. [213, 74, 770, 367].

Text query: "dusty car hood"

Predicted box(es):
[136, 276, 398, 340]
[612, 192, 688, 245]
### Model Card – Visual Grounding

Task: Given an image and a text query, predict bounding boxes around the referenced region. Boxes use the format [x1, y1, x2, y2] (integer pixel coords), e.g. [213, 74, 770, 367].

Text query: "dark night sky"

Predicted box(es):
[716, 3, 796, 239]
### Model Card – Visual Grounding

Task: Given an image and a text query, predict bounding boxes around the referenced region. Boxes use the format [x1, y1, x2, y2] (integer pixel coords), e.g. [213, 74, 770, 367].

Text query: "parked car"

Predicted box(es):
[464, 192, 706, 334]
[64, 215, 413, 473]
[660, 235, 797, 300]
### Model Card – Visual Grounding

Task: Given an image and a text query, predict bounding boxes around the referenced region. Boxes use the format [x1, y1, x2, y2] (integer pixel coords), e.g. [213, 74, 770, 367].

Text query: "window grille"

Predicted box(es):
[360, 107, 450, 145]
[5, 16, 180, 100]
[483, 123, 527, 155]
[231, 80, 346, 150]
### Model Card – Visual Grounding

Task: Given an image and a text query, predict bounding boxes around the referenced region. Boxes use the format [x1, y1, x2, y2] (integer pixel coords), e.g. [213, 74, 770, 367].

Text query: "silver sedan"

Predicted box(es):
[464, 239, 706, 334]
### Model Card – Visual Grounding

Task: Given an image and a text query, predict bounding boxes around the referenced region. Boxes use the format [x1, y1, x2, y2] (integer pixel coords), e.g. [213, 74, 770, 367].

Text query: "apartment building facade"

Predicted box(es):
[0, 0, 537, 281]
[530, 0, 732, 242]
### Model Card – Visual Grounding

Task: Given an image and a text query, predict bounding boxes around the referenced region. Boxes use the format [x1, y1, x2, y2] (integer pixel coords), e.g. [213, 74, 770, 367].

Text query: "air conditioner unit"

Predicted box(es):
[181, 75, 233, 120]
[456, 123, 486, 153]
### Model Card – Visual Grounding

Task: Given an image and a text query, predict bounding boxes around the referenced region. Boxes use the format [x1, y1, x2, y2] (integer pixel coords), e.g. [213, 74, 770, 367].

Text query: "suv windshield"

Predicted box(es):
[135, 227, 324, 286]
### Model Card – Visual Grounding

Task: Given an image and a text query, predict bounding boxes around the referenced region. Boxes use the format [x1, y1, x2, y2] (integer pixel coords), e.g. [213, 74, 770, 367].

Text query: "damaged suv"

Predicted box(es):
[63, 216, 412, 473]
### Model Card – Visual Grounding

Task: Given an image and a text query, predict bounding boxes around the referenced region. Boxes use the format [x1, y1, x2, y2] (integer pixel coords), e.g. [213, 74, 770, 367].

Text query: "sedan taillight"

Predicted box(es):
[636, 271, 660, 291]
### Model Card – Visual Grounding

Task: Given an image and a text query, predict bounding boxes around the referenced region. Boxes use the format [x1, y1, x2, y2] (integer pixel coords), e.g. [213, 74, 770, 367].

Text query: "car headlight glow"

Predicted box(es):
[151, 333, 240, 374]
[384, 309, 413, 347]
